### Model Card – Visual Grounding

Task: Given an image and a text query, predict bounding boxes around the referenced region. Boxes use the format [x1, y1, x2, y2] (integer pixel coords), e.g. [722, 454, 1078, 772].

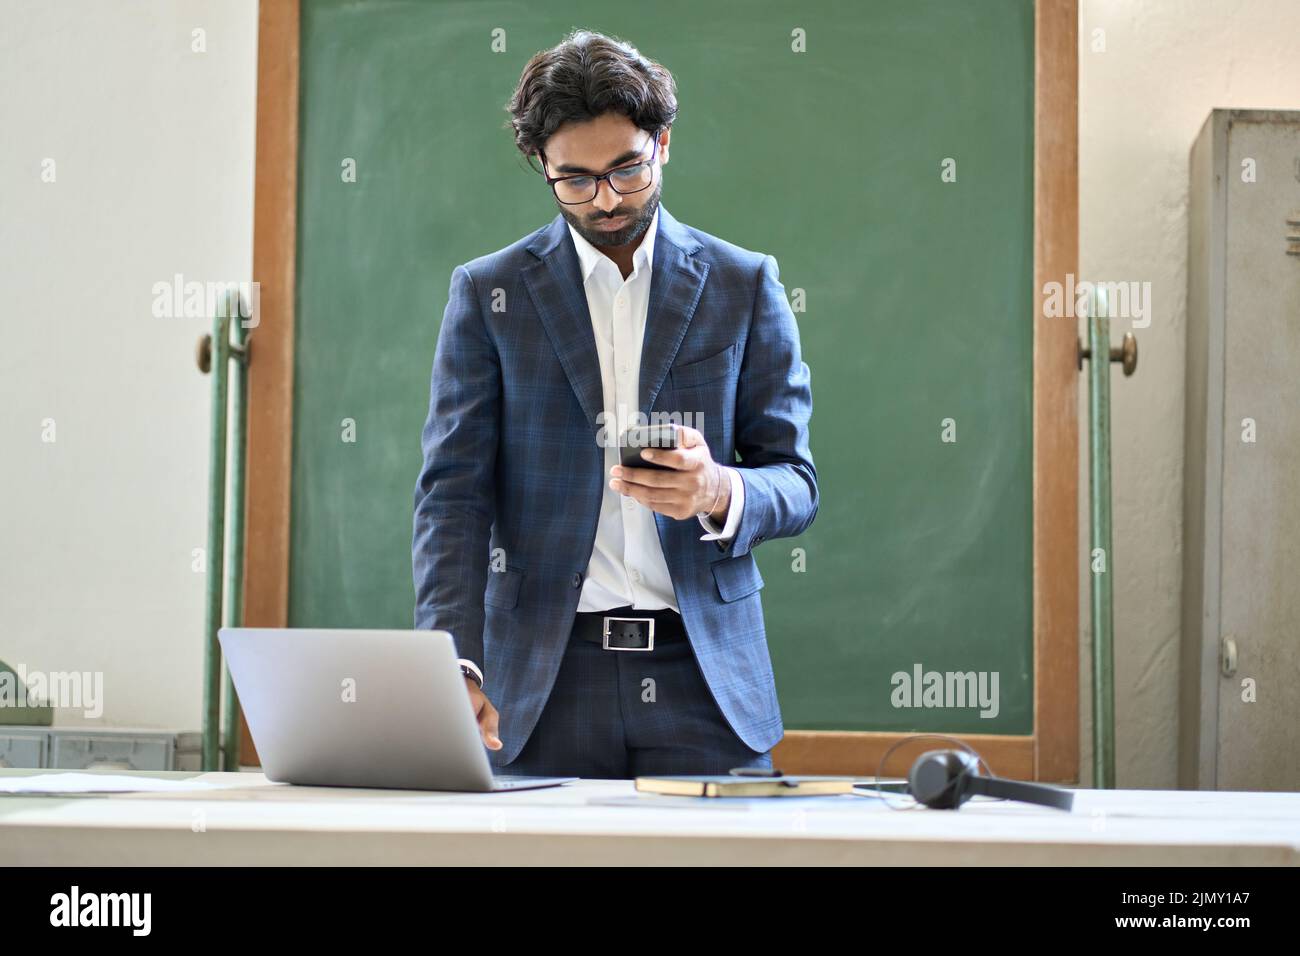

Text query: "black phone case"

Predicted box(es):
[619, 429, 678, 471]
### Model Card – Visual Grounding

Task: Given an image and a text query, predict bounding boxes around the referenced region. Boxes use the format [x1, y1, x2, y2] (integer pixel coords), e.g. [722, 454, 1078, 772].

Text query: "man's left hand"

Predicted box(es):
[609, 425, 730, 523]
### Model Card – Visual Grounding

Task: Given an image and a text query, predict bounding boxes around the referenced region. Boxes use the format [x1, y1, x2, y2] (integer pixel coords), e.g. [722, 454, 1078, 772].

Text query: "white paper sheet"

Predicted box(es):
[0, 773, 222, 795]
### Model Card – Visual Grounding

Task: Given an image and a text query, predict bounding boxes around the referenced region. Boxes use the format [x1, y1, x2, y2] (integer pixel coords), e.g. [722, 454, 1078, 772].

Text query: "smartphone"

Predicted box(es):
[619, 423, 679, 471]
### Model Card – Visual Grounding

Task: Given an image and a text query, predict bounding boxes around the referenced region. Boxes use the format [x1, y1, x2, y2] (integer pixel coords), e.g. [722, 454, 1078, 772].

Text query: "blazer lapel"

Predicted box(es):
[522, 217, 605, 428]
[640, 206, 708, 418]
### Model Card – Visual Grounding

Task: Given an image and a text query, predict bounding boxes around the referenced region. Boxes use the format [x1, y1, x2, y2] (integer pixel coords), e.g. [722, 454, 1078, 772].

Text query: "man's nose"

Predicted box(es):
[591, 179, 623, 215]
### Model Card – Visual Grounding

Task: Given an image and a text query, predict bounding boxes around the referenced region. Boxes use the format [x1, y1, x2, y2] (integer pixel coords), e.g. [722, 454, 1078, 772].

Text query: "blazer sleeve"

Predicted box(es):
[719, 254, 818, 558]
[412, 265, 500, 670]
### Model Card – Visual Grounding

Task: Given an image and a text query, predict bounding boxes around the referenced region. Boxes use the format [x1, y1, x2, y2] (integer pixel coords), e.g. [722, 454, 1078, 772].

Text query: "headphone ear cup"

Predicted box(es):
[908, 750, 979, 809]
[908, 751, 957, 809]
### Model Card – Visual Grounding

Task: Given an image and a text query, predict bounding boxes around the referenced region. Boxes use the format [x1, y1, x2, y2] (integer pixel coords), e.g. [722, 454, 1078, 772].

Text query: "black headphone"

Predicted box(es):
[876, 734, 1074, 812]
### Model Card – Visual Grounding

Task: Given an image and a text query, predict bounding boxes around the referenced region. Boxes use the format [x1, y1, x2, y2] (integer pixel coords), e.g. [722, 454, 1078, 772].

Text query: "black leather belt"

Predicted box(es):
[572, 606, 686, 650]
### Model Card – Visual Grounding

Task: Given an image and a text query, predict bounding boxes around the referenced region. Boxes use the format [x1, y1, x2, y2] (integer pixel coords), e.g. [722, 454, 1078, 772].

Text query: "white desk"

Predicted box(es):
[1, 770, 1298, 865]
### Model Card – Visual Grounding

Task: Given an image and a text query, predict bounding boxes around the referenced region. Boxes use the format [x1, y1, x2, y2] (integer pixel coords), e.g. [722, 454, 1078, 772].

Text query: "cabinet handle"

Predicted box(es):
[1220, 636, 1238, 678]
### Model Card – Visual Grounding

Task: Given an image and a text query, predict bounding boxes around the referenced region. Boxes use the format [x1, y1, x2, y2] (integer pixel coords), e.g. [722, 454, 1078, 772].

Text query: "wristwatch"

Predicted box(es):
[459, 661, 484, 688]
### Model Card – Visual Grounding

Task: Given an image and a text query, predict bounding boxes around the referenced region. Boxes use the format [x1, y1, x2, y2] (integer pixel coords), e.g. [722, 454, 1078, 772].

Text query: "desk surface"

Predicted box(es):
[1, 770, 1298, 865]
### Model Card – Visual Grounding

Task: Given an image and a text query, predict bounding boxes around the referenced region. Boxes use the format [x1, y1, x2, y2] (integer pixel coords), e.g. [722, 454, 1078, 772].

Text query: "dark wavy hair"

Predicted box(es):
[506, 29, 678, 174]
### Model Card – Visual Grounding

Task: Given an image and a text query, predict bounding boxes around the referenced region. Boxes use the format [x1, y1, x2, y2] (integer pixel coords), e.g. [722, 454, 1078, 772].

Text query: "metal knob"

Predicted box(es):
[1077, 332, 1138, 376]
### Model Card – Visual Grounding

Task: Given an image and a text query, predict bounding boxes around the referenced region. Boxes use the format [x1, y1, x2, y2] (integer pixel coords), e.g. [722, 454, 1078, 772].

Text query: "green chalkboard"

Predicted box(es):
[290, 0, 1035, 734]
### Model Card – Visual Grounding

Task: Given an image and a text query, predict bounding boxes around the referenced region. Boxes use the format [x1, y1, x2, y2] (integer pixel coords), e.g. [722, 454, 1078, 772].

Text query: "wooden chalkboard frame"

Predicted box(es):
[243, 0, 1079, 782]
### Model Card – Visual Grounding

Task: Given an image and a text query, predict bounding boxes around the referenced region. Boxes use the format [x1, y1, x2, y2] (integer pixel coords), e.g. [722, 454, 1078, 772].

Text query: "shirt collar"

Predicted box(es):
[567, 204, 660, 283]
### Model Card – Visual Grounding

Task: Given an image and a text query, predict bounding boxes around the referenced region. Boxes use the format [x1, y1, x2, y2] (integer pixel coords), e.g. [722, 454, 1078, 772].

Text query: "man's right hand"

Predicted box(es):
[465, 677, 502, 750]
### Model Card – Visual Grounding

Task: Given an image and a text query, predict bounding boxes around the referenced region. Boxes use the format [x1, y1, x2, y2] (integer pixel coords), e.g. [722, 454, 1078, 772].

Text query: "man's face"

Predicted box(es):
[540, 113, 669, 249]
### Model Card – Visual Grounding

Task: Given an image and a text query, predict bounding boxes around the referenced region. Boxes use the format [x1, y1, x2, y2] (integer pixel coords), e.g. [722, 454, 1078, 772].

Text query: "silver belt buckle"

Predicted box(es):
[602, 616, 655, 651]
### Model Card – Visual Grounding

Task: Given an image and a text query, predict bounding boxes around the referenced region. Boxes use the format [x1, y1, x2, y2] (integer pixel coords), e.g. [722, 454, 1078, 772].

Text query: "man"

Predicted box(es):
[413, 29, 817, 778]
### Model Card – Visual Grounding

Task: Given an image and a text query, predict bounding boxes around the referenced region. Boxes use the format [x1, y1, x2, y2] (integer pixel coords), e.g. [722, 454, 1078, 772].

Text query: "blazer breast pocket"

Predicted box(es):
[711, 554, 765, 603]
[669, 343, 737, 390]
[484, 567, 523, 609]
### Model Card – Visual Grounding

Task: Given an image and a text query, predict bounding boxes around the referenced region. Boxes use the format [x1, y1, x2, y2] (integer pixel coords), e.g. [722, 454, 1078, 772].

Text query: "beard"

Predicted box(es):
[558, 179, 662, 250]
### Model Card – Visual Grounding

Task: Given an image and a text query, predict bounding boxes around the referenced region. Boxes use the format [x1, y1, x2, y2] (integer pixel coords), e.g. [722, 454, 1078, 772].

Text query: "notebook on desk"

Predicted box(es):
[635, 775, 861, 797]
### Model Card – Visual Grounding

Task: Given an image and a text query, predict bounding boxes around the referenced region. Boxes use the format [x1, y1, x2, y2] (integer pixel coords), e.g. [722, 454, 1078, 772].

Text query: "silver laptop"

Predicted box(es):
[218, 627, 574, 792]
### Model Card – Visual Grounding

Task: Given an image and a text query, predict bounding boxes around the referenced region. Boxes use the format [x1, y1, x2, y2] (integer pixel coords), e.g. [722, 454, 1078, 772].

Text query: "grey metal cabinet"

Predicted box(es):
[1181, 109, 1300, 791]
[48, 732, 175, 772]
[0, 730, 47, 768]
[0, 727, 201, 771]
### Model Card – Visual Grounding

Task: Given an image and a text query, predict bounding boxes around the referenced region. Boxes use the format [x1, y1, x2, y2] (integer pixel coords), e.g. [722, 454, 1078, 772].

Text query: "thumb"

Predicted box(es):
[676, 424, 705, 449]
[483, 706, 502, 749]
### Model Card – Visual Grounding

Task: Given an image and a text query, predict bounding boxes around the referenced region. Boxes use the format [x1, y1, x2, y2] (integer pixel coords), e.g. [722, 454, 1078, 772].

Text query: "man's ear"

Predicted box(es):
[658, 127, 670, 167]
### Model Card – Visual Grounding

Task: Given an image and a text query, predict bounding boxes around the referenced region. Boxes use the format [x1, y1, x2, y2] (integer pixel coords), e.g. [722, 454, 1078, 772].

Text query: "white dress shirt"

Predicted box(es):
[567, 205, 744, 612]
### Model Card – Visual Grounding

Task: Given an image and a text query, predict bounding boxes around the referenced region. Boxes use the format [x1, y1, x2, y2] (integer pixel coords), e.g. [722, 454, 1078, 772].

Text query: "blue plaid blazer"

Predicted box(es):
[413, 204, 817, 765]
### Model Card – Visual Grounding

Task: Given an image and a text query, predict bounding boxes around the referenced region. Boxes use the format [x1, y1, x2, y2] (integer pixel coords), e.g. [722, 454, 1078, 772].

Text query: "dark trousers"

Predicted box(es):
[494, 617, 773, 779]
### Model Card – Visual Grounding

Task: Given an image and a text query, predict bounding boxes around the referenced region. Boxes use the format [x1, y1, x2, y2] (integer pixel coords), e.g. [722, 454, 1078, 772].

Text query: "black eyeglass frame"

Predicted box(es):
[539, 131, 661, 205]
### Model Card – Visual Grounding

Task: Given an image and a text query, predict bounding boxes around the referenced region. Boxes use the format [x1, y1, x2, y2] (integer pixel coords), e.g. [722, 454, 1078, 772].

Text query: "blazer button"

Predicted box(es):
[571, 573, 582, 588]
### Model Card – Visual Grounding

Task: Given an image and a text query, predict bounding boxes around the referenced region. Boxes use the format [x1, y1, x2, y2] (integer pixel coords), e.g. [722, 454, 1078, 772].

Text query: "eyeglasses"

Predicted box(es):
[541, 133, 659, 205]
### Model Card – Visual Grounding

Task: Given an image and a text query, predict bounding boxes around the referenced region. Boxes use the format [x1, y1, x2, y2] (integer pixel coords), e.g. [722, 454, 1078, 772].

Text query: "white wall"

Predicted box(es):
[1078, 0, 1300, 787]
[0, 0, 258, 730]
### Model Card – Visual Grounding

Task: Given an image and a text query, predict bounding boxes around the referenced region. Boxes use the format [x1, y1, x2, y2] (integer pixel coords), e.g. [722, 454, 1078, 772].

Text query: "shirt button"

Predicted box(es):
[630, 569, 642, 583]
[623, 498, 634, 510]
[571, 573, 582, 588]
